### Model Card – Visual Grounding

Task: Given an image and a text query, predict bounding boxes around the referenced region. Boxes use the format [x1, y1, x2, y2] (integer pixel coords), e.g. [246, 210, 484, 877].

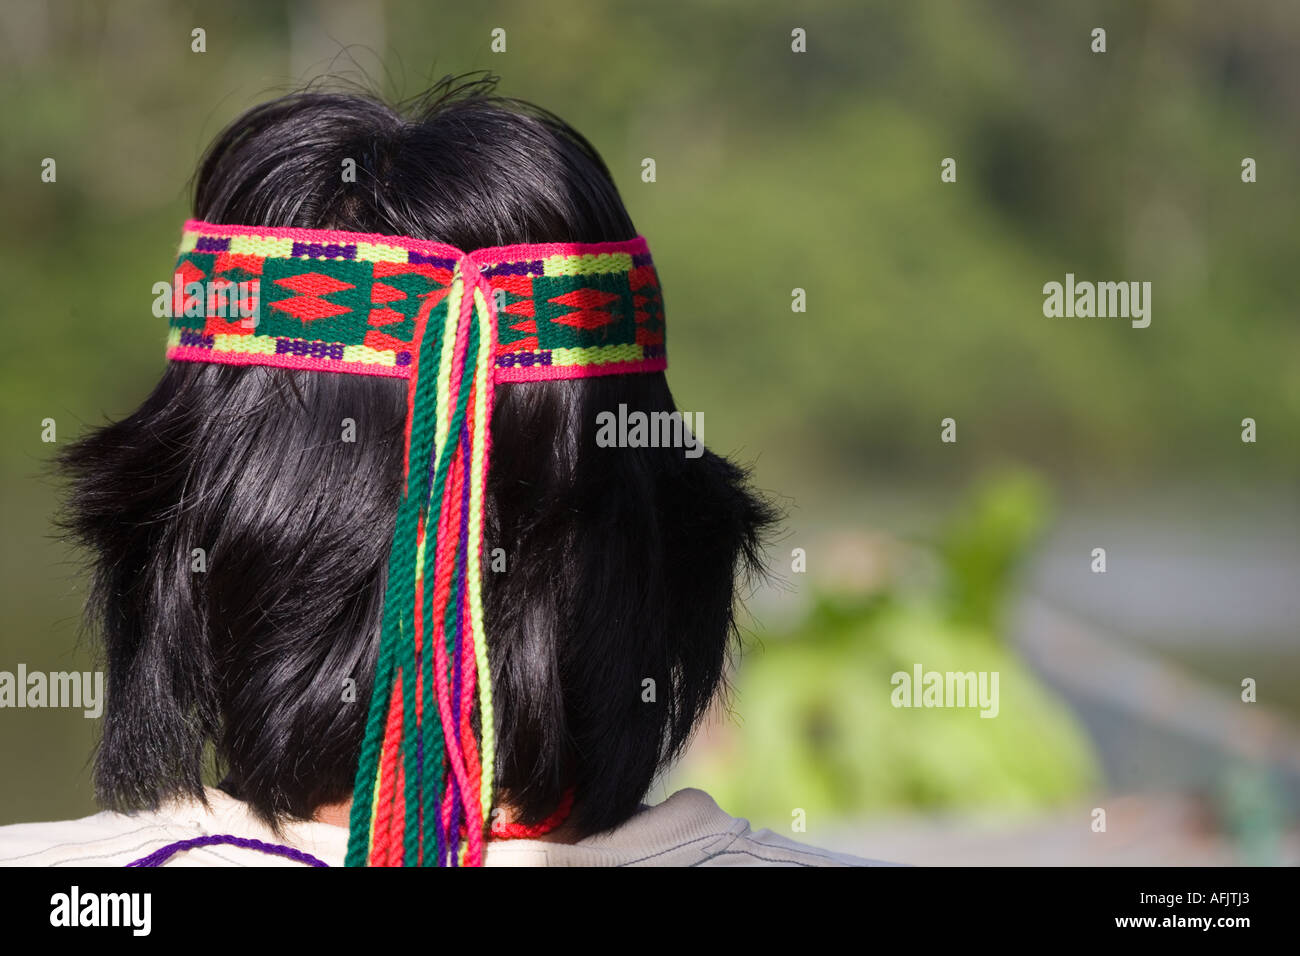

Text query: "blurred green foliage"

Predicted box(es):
[940, 470, 1052, 632]
[669, 470, 1098, 823]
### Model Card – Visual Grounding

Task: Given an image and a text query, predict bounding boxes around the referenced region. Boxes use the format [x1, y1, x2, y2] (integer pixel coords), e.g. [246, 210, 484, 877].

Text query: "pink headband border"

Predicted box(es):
[182, 219, 652, 265]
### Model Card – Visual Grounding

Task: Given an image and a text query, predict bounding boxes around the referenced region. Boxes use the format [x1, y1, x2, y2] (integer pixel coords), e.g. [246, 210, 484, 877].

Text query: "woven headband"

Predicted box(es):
[163, 219, 667, 866]
[167, 219, 666, 380]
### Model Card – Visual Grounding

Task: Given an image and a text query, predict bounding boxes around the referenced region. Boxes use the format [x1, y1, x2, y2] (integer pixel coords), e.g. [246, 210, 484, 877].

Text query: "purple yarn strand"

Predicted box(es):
[445, 424, 473, 866]
[415, 642, 423, 869]
[126, 834, 329, 867]
[452, 424, 471, 726]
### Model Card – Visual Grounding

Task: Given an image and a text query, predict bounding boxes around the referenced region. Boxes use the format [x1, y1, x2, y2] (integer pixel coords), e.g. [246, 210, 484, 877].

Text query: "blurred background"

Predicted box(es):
[1, 0, 1297, 864]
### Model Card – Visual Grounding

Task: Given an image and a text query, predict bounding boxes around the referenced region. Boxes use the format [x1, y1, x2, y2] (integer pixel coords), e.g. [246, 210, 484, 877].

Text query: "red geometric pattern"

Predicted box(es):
[203, 278, 259, 338]
[630, 265, 665, 346]
[367, 262, 452, 330]
[494, 275, 539, 352]
[272, 272, 355, 321]
[371, 282, 405, 303]
[171, 259, 206, 319]
[548, 288, 620, 330]
[364, 329, 415, 353]
[214, 252, 264, 276]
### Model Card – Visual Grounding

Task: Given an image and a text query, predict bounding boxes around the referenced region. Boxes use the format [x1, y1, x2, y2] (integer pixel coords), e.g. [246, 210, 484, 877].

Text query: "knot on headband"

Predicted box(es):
[163, 220, 666, 866]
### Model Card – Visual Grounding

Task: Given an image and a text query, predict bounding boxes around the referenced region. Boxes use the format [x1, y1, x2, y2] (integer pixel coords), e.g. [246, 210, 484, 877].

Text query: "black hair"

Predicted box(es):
[58, 73, 778, 838]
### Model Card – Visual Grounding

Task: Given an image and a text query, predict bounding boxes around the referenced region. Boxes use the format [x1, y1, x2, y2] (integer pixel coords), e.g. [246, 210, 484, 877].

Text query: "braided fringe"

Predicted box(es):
[346, 258, 498, 866]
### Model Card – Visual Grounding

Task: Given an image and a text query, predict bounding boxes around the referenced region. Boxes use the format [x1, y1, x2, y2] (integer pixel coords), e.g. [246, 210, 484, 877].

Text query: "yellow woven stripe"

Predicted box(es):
[541, 251, 633, 276]
[169, 331, 403, 367]
[355, 241, 409, 264]
[467, 285, 496, 828]
[184, 231, 423, 263]
[549, 344, 645, 365]
[340, 343, 400, 367]
[228, 235, 295, 259]
[213, 332, 277, 355]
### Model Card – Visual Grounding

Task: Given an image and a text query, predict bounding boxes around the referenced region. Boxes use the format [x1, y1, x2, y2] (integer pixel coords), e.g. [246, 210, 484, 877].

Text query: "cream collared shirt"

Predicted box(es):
[0, 788, 882, 867]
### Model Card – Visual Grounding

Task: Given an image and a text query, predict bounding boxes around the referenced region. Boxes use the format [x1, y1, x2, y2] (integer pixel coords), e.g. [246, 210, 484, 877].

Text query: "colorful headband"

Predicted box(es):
[164, 219, 667, 866]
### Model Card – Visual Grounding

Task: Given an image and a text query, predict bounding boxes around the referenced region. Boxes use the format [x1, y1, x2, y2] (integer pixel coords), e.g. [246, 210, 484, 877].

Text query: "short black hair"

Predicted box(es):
[58, 73, 778, 838]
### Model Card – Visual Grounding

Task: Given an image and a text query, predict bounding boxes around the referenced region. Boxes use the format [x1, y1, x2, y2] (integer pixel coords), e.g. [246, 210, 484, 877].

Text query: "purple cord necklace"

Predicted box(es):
[126, 834, 330, 867]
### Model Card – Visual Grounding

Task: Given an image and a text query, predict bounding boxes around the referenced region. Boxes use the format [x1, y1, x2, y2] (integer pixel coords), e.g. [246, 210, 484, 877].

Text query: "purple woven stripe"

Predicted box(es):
[179, 329, 215, 348]
[195, 237, 230, 253]
[126, 834, 329, 867]
[291, 241, 356, 260]
[632, 252, 653, 267]
[408, 250, 458, 269]
[480, 260, 542, 277]
[495, 350, 553, 369]
[275, 338, 346, 360]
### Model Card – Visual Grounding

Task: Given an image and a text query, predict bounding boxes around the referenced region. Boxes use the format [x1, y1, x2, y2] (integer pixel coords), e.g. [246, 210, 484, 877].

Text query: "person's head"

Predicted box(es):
[59, 73, 777, 838]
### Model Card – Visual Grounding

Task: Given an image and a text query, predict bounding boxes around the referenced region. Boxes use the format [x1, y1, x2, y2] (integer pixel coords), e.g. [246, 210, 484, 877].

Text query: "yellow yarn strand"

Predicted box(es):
[367, 761, 384, 854]
[431, 271, 466, 473]
[468, 284, 496, 829]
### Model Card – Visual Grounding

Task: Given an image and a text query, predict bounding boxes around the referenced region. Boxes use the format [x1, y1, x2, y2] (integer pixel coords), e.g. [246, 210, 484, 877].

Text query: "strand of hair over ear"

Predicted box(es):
[346, 257, 498, 866]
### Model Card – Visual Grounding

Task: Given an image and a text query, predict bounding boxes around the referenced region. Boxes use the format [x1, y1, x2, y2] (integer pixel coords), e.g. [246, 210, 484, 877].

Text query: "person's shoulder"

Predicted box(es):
[653, 788, 898, 867]
[710, 823, 893, 867]
[0, 789, 349, 867]
[0, 806, 190, 867]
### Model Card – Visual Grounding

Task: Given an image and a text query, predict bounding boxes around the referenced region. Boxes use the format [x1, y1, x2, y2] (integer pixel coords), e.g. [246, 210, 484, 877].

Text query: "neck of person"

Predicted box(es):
[310, 798, 581, 844]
